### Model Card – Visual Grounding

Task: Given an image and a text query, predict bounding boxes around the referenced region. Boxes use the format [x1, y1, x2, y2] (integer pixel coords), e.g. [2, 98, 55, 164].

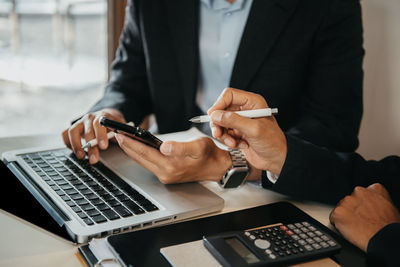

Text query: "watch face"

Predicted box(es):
[223, 170, 248, 188]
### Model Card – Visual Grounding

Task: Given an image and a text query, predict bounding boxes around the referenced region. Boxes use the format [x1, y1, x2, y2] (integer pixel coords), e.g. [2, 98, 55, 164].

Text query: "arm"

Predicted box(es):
[287, 0, 364, 152]
[90, 0, 153, 126]
[367, 223, 400, 267]
[330, 184, 400, 266]
[270, 134, 400, 206]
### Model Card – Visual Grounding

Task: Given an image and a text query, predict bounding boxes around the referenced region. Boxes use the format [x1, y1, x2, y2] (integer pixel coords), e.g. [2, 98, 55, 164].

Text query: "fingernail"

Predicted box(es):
[99, 140, 106, 149]
[238, 142, 248, 149]
[224, 138, 234, 147]
[212, 111, 223, 122]
[161, 143, 172, 155]
[115, 134, 123, 143]
[89, 154, 97, 164]
[211, 127, 216, 137]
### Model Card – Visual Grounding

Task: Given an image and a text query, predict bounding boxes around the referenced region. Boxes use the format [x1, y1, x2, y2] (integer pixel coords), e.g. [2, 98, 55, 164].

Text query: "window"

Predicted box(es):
[0, 0, 107, 137]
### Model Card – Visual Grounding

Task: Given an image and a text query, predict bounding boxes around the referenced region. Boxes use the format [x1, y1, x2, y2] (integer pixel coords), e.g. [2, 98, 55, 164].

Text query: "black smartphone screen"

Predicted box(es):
[99, 117, 163, 150]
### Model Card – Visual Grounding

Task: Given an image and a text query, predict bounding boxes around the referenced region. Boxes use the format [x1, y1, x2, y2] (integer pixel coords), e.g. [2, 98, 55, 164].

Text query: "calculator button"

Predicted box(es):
[294, 229, 302, 234]
[299, 247, 305, 253]
[315, 230, 323, 236]
[308, 226, 317, 231]
[249, 235, 256, 240]
[321, 235, 330, 241]
[280, 225, 288, 231]
[285, 250, 292, 255]
[292, 248, 298, 254]
[307, 232, 316, 238]
[265, 249, 272, 254]
[301, 227, 309, 233]
[299, 233, 308, 239]
[312, 243, 322, 250]
[287, 224, 295, 229]
[298, 240, 307, 246]
[269, 254, 277, 260]
[304, 245, 314, 251]
[313, 237, 322, 242]
[286, 230, 294, 236]
[295, 223, 302, 227]
[254, 239, 271, 249]
[278, 252, 285, 257]
[306, 238, 315, 244]
[320, 242, 330, 248]
[328, 240, 337, 247]
[244, 231, 250, 236]
[302, 222, 311, 227]
[292, 235, 300, 240]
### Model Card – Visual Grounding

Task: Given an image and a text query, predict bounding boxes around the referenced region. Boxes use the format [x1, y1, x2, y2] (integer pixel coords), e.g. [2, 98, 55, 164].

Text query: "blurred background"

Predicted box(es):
[0, 0, 399, 160]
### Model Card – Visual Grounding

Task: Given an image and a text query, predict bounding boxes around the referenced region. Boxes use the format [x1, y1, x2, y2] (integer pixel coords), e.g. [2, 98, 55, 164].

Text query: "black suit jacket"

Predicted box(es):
[91, 0, 364, 152]
[264, 134, 400, 207]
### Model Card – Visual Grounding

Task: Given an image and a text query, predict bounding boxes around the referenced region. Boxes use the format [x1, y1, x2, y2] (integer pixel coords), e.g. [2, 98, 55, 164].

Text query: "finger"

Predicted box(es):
[62, 129, 71, 148]
[208, 88, 267, 115]
[160, 138, 210, 159]
[115, 134, 163, 171]
[68, 121, 86, 159]
[367, 183, 392, 201]
[83, 116, 100, 164]
[217, 132, 238, 148]
[93, 115, 109, 150]
[210, 110, 263, 138]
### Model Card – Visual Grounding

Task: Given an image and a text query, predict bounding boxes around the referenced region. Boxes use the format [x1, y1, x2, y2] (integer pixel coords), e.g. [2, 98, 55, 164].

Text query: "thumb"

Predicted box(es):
[160, 139, 208, 159]
[210, 110, 259, 137]
[367, 183, 392, 201]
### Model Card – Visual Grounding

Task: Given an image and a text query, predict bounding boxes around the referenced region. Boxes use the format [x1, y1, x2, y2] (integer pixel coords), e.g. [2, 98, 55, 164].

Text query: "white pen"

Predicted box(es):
[82, 122, 134, 149]
[189, 108, 278, 123]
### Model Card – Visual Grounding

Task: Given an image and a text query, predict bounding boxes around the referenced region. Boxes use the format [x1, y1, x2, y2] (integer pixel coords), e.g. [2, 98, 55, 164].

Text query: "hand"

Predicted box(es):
[330, 183, 400, 252]
[62, 108, 126, 164]
[207, 88, 287, 175]
[115, 134, 232, 184]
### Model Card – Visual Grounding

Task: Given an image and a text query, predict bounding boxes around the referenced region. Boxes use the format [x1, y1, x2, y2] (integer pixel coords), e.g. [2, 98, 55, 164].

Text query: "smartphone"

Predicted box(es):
[99, 116, 163, 150]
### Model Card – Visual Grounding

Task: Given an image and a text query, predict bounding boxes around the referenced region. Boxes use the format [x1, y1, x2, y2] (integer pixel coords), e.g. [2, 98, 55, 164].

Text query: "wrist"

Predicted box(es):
[211, 149, 233, 182]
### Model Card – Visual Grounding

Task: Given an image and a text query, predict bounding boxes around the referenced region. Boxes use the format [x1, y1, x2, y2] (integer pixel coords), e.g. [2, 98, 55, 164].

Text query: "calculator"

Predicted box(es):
[203, 222, 341, 267]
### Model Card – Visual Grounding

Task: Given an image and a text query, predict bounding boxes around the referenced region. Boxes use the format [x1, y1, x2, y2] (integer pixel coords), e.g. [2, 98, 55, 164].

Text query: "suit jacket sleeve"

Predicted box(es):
[263, 134, 400, 207]
[366, 223, 400, 267]
[90, 0, 153, 125]
[286, 0, 364, 152]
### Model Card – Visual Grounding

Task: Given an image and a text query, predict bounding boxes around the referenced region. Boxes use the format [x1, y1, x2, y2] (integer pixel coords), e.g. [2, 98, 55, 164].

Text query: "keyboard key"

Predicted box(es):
[81, 204, 95, 211]
[72, 206, 81, 213]
[84, 218, 94, 225]
[77, 212, 87, 219]
[124, 201, 145, 214]
[55, 180, 68, 186]
[107, 199, 120, 207]
[114, 206, 132, 218]
[71, 194, 84, 201]
[86, 194, 98, 200]
[75, 199, 89, 206]
[61, 195, 70, 201]
[87, 209, 100, 217]
[102, 209, 120, 220]
[92, 215, 107, 223]
[65, 189, 78, 195]
[60, 184, 73, 190]
[116, 194, 130, 202]
[66, 200, 76, 207]
[91, 199, 105, 206]
[97, 204, 110, 211]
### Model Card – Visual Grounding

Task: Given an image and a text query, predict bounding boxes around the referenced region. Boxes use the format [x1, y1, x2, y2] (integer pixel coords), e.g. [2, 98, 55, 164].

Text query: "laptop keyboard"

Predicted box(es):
[20, 149, 159, 226]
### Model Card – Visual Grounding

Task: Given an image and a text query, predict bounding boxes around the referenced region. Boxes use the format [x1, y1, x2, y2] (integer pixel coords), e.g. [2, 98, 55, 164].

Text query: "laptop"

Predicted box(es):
[2, 143, 224, 244]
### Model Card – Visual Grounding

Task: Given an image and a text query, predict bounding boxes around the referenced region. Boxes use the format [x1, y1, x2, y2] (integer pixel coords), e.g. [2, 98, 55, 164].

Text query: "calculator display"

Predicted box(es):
[225, 237, 260, 264]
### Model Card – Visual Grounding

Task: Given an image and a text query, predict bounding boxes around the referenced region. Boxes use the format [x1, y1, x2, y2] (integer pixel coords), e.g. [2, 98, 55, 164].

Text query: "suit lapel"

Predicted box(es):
[165, 0, 199, 116]
[230, 0, 300, 90]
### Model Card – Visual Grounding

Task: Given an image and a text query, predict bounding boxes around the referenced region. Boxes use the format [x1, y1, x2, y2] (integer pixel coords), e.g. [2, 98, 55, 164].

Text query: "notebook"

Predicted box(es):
[77, 202, 366, 267]
[1, 128, 224, 243]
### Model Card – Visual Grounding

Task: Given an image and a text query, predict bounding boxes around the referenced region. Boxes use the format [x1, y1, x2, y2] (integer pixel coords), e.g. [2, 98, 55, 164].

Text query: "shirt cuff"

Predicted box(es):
[266, 171, 279, 184]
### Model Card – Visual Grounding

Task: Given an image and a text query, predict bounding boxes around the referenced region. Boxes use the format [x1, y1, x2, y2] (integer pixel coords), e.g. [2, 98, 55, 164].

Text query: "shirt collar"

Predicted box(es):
[201, 0, 246, 12]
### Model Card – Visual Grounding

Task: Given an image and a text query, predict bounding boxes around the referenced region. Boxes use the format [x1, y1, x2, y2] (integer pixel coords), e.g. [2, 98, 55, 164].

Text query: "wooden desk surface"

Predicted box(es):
[0, 134, 334, 267]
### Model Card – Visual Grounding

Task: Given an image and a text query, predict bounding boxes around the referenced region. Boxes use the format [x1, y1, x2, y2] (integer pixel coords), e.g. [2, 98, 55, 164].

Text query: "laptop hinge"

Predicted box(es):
[7, 161, 70, 226]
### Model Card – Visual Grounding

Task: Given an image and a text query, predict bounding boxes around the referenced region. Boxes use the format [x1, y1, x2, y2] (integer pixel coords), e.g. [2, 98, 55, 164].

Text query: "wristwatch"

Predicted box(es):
[219, 149, 249, 189]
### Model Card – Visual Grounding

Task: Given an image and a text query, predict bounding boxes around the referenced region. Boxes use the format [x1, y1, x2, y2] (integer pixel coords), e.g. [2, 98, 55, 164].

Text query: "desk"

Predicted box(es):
[0, 134, 334, 267]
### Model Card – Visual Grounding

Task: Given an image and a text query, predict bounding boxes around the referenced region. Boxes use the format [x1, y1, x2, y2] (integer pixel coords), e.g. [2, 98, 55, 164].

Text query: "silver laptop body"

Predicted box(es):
[2, 144, 224, 243]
